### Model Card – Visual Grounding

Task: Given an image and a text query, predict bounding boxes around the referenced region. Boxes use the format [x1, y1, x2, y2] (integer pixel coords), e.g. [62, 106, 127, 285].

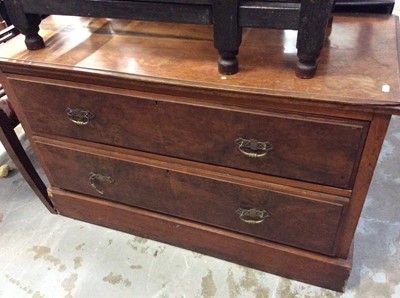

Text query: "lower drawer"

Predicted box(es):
[49, 187, 352, 291]
[36, 137, 347, 255]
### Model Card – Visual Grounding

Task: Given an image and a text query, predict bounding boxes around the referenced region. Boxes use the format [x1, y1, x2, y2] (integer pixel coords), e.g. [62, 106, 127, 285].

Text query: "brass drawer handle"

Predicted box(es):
[66, 108, 95, 125]
[236, 208, 270, 224]
[235, 138, 273, 158]
[89, 172, 114, 194]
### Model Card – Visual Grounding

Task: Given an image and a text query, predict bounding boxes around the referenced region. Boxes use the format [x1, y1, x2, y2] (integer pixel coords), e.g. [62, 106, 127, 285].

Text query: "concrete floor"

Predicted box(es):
[0, 114, 399, 298]
[1, 6, 400, 297]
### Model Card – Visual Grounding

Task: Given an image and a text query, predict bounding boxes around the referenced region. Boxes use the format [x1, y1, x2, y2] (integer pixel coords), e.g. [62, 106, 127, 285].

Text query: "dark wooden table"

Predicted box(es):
[3, 0, 334, 78]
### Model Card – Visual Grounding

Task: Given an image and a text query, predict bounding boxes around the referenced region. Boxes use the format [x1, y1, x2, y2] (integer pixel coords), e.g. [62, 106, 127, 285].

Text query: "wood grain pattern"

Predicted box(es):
[9, 76, 369, 189]
[35, 132, 354, 199]
[0, 14, 398, 291]
[0, 15, 399, 111]
[35, 137, 348, 255]
[49, 187, 352, 292]
[336, 113, 391, 258]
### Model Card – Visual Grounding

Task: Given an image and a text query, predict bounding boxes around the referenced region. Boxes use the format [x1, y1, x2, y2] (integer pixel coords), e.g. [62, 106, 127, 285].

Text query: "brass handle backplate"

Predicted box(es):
[236, 208, 270, 224]
[66, 108, 95, 125]
[89, 172, 114, 194]
[235, 138, 273, 158]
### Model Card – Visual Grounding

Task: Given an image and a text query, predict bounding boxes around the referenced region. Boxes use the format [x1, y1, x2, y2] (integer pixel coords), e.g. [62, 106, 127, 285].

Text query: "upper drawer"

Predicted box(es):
[9, 77, 369, 189]
[35, 138, 347, 256]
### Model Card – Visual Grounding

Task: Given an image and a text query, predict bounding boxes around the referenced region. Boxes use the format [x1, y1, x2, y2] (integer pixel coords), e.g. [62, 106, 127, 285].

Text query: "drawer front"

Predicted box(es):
[11, 77, 368, 188]
[36, 139, 347, 255]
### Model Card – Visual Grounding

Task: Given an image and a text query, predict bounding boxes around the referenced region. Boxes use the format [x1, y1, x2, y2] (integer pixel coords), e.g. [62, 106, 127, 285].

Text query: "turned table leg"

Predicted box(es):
[218, 50, 240, 75]
[296, 0, 334, 79]
[3, 0, 44, 50]
[213, 0, 241, 75]
[22, 14, 45, 50]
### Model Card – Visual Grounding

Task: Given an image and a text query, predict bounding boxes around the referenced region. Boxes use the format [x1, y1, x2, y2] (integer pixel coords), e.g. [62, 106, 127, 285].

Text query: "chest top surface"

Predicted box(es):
[0, 14, 399, 111]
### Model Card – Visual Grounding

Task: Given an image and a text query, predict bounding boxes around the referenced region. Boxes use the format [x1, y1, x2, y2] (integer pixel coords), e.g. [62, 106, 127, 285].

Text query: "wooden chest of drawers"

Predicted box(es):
[1, 14, 399, 291]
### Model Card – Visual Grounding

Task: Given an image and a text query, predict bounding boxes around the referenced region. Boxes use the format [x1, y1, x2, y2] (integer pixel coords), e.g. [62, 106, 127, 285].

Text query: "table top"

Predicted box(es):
[0, 14, 399, 112]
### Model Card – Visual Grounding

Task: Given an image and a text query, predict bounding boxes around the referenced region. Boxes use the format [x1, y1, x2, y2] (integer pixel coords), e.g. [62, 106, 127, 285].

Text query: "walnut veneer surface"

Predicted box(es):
[0, 14, 399, 291]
